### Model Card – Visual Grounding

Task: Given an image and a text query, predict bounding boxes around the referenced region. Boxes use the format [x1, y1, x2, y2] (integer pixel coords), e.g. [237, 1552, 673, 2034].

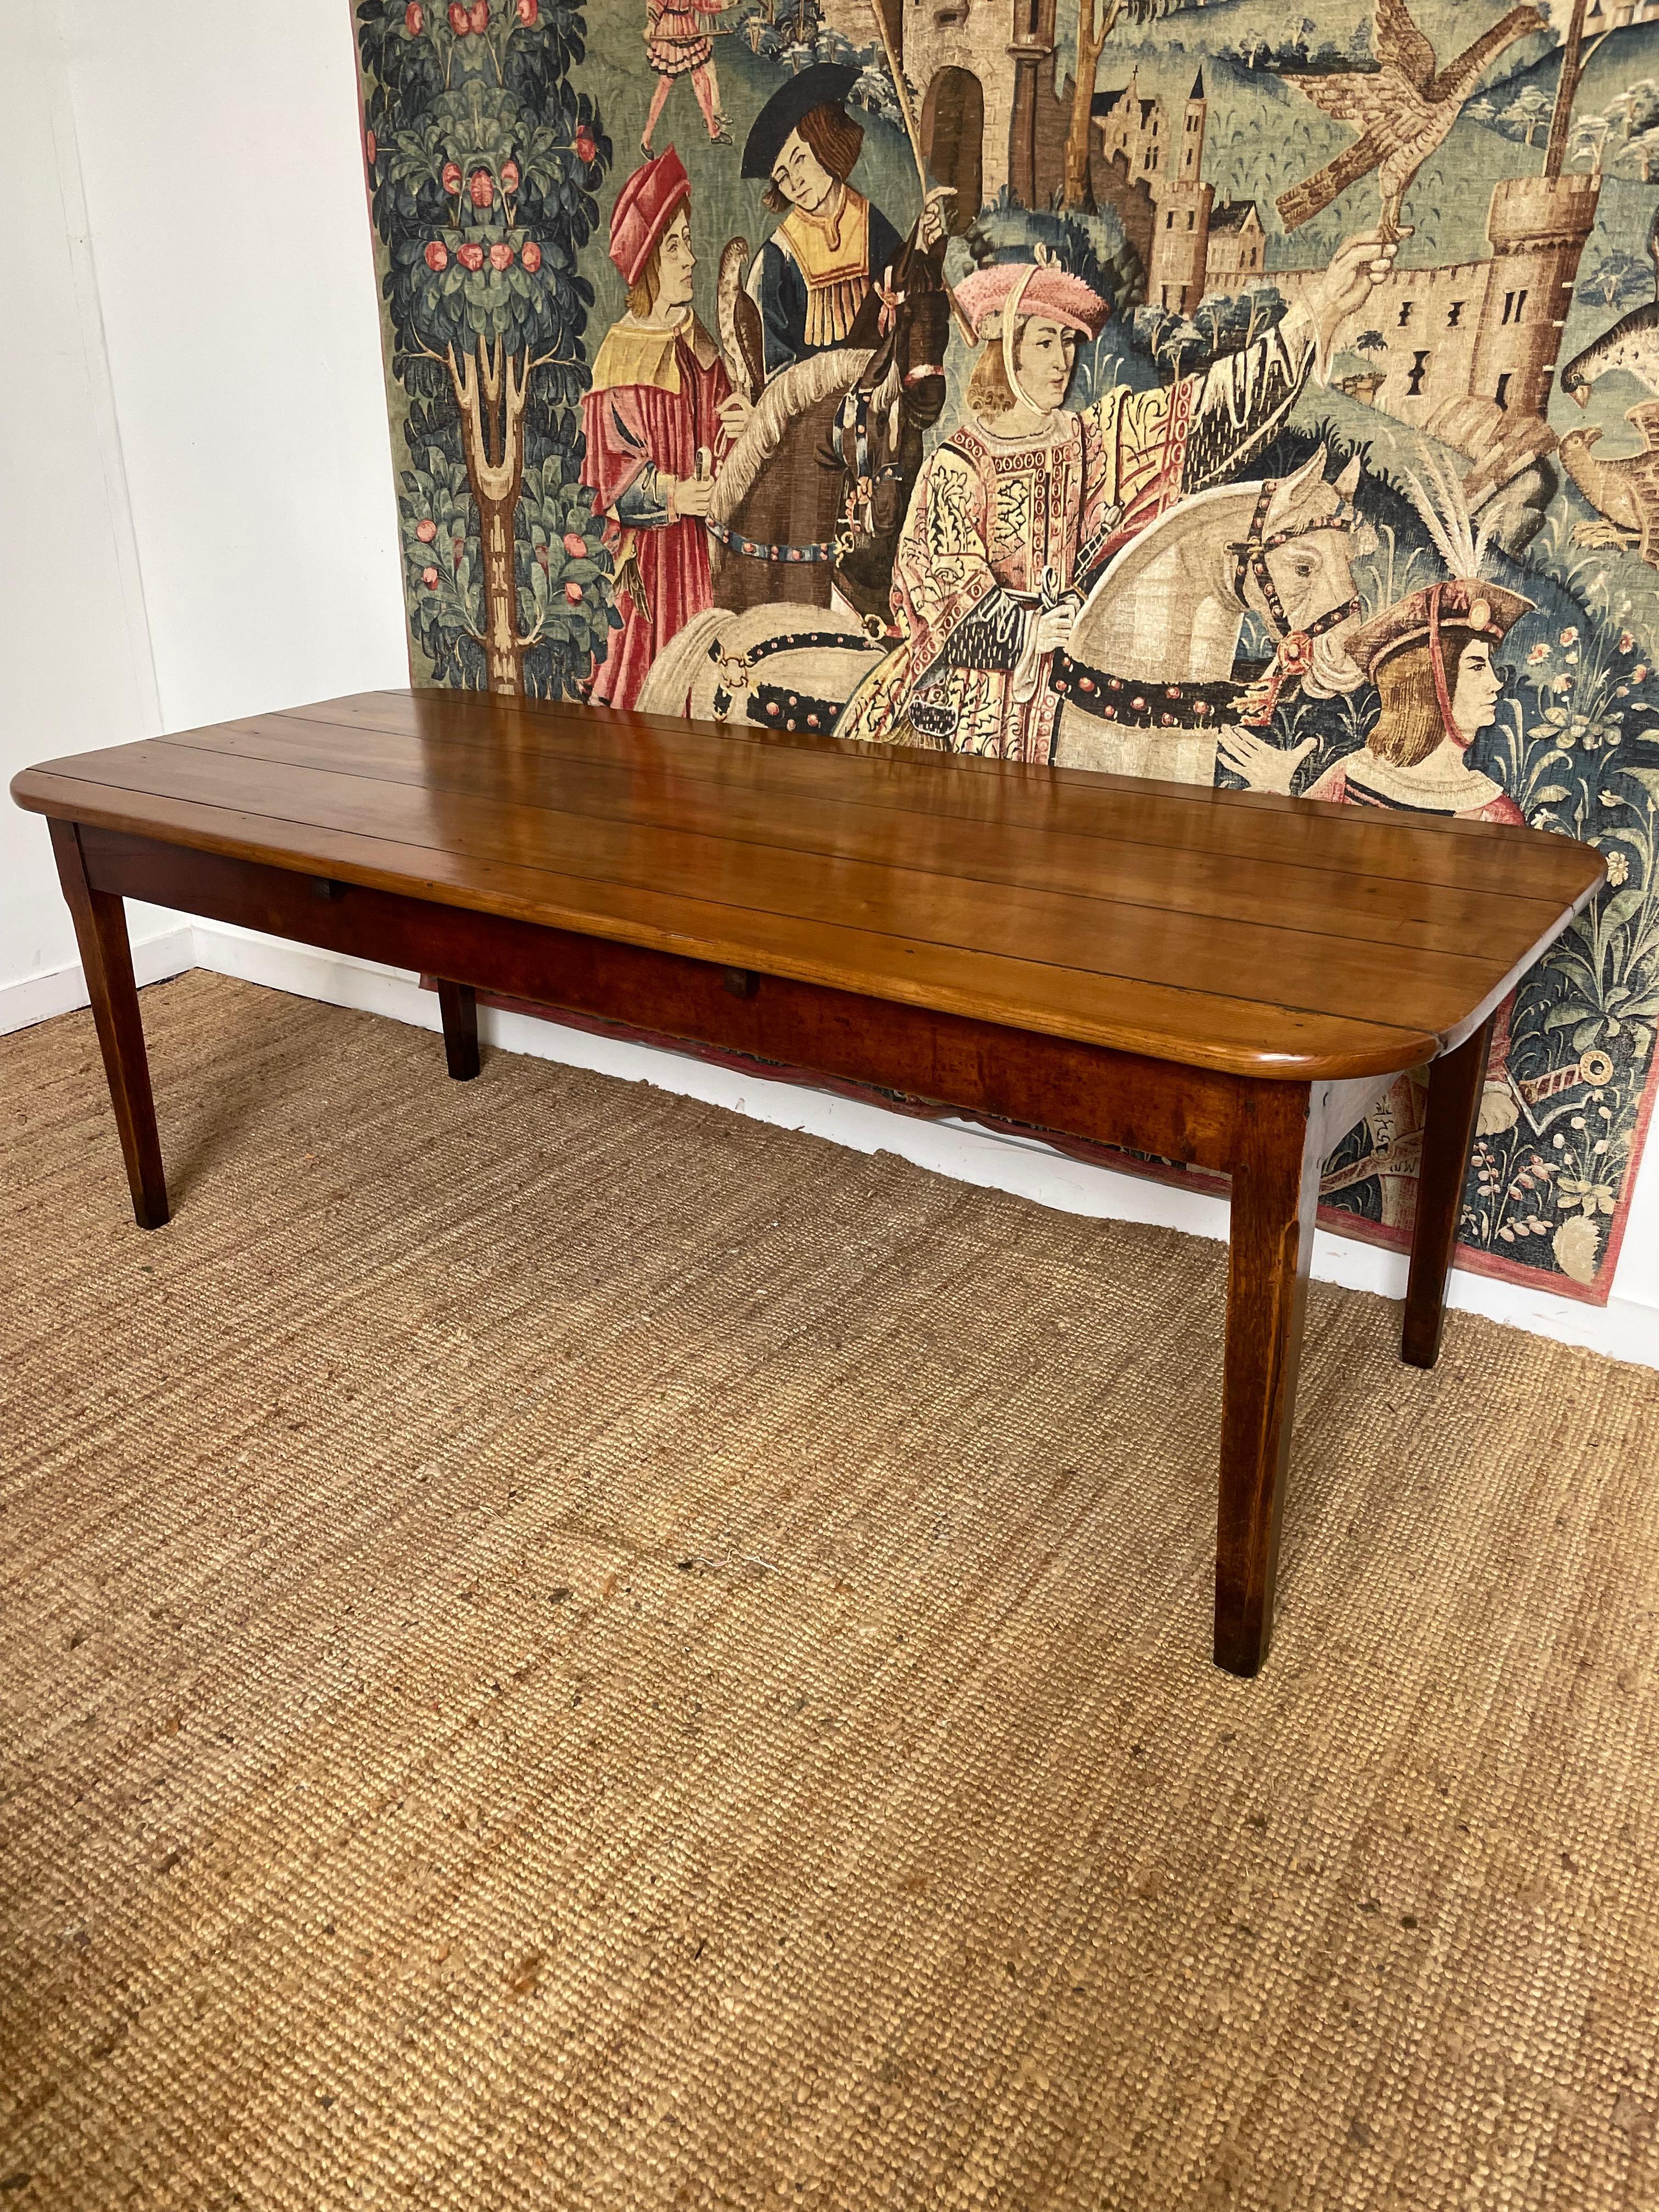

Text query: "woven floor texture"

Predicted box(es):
[4, 969, 1659, 2211]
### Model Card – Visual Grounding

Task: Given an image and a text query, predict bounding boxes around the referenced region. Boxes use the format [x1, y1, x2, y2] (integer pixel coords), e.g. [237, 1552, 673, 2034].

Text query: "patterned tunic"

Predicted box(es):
[837, 308, 1317, 762]
[645, 0, 720, 77]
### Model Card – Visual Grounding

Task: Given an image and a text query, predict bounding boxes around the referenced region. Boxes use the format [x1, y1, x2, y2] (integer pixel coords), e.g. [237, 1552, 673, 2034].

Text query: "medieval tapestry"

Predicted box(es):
[352, 0, 1659, 1305]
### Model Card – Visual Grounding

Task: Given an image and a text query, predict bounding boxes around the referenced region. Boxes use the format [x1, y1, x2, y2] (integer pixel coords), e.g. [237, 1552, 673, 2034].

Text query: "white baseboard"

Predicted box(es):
[11, 919, 1657, 1370]
[0, 923, 196, 1036]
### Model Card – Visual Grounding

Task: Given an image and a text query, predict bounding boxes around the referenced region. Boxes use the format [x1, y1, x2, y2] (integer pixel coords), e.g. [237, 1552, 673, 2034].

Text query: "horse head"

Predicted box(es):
[1228, 448, 1375, 699]
[827, 283, 949, 623]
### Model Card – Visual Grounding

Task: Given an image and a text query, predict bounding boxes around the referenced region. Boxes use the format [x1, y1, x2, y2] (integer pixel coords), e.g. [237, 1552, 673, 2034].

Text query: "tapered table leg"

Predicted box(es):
[1401, 1013, 1495, 1370]
[437, 979, 480, 1081]
[1214, 1079, 1322, 1677]
[48, 819, 169, 1230]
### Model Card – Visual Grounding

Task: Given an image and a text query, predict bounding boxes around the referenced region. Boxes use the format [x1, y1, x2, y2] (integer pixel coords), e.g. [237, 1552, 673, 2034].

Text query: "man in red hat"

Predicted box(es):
[580, 151, 752, 710]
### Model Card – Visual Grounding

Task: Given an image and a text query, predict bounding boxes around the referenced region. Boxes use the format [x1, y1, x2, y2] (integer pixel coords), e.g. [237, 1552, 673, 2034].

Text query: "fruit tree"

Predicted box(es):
[356, 0, 617, 695]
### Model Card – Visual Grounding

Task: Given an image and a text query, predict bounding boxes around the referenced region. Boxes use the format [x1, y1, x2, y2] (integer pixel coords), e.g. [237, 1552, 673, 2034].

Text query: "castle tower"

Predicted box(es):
[1147, 69, 1212, 313]
[1467, 173, 1601, 424]
[1176, 67, 1205, 182]
[1007, 0, 1064, 209]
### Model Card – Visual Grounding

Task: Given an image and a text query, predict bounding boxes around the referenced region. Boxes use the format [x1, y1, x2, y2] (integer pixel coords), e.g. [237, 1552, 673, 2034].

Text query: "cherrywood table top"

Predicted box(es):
[12, 688, 1605, 1081]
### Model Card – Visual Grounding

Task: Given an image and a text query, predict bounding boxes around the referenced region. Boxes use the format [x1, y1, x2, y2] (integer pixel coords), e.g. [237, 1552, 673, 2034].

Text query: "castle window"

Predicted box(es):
[1187, 210, 1195, 229]
[1495, 371, 1513, 408]
[1447, 300, 1464, 327]
[1397, 300, 1415, 328]
[1166, 211, 1175, 229]
[1407, 350, 1430, 395]
[1500, 288, 1529, 325]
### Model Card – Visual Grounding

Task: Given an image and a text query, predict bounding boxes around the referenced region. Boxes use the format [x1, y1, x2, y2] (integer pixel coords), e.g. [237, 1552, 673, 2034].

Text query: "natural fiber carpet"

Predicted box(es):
[4, 969, 1659, 2211]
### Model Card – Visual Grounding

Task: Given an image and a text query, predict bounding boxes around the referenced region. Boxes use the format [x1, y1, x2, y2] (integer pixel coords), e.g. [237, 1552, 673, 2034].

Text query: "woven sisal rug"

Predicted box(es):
[3, 969, 1657, 2210]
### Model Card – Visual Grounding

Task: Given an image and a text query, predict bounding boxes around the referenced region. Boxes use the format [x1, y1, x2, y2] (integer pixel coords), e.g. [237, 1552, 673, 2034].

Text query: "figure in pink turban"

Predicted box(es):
[839, 229, 1398, 763]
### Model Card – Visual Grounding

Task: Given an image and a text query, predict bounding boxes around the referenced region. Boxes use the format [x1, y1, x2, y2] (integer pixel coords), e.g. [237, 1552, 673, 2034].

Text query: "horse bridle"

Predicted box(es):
[1229, 478, 1361, 644]
[1051, 477, 1364, 733]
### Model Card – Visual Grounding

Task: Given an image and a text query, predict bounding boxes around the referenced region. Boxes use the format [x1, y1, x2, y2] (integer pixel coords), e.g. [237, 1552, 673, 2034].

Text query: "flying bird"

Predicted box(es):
[1276, 0, 1548, 241]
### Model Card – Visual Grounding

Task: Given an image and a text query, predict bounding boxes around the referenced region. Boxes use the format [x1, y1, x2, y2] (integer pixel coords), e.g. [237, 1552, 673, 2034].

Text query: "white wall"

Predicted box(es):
[1, 0, 1654, 1367]
[0, 0, 410, 1026]
[2, 9, 171, 1008]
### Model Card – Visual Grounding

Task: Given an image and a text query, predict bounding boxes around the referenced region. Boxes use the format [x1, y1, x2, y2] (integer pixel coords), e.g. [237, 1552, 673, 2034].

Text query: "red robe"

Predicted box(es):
[580, 314, 732, 711]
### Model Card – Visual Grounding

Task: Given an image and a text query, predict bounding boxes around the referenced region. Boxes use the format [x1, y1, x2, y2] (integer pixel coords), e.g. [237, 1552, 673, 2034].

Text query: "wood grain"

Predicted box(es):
[10, 693, 1605, 1084]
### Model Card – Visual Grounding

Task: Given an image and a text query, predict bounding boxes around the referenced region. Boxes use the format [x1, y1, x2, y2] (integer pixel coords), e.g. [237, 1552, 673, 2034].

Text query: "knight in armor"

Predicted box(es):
[741, 64, 950, 380]
[837, 230, 1397, 764]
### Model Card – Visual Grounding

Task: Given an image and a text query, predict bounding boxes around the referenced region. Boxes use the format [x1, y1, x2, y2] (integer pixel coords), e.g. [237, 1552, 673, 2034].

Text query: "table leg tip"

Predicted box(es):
[1212, 1622, 1268, 1678]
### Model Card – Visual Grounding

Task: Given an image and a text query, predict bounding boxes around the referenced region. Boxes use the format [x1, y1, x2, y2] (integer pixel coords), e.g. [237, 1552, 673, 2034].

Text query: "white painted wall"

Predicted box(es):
[0, 0, 410, 1025]
[0, 0, 1653, 1367]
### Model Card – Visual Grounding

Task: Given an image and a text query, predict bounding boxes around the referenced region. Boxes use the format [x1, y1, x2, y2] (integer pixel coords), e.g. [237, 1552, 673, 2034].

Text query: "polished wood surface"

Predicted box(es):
[12, 690, 1603, 1081]
[13, 691, 1606, 1677]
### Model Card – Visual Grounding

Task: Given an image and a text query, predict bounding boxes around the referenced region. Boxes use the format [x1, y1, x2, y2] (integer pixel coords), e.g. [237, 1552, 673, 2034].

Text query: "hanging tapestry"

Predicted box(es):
[351, 0, 1659, 1305]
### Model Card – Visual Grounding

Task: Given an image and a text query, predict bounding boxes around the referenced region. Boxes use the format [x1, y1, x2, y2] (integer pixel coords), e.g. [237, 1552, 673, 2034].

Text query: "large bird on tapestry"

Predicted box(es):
[1276, 0, 1548, 242]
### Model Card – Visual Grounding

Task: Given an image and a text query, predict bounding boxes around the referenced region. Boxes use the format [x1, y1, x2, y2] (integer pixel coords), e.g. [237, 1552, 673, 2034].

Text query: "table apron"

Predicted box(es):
[81, 824, 1259, 1172]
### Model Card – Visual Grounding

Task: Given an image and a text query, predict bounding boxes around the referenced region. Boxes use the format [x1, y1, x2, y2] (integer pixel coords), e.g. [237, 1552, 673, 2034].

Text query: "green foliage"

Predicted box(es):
[400, 448, 487, 686]
[516, 456, 621, 699]
[357, 0, 613, 693]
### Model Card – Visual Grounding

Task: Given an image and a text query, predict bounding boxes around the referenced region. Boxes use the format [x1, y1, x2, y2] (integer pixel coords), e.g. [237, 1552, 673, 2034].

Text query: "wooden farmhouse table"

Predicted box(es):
[12, 690, 1605, 1674]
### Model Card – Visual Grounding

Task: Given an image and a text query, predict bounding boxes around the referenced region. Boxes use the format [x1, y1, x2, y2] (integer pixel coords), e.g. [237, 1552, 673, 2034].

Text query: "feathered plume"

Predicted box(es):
[1401, 443, 1491, 582]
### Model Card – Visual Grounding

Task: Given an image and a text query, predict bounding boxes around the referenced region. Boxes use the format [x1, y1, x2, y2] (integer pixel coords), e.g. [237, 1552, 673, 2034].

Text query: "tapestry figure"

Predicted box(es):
[580, 151, 753, 710]
[642, 0, 731, 153]
[1224, 573, 1534, 1220]
[741, 64, 950, 379]
[837, 230, 1396, 763]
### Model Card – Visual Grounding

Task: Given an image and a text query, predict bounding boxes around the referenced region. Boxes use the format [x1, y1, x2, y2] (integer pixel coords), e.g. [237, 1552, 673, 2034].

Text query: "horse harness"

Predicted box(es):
[1051, 478, 1364, 731]
[706, 273, 942, 566]
[704, 626, 883, 731]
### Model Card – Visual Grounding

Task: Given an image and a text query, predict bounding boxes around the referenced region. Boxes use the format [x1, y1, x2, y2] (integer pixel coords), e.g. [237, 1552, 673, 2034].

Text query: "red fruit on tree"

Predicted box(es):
[520, 239, 542, 273]
[424, 239, 449, 271]
[562, 531, 587, 557]
[563, 582, 584, 604]
[516, 0, 538, 21]
[458, 241, 485, 271]
[416, 518, 438, 542]
[447, 2, 469, 31]
[469, 170, 494, 208]
[365, 129, 377, 166]
[488, 242, 514, 271]
[404, 0, 423, 29]
[500, 159, 520, 190]
[441, 161, 461, 192]
[468, 0, 488, 27]
[574, 129, 596, 162]
[421, 566, 440, 588]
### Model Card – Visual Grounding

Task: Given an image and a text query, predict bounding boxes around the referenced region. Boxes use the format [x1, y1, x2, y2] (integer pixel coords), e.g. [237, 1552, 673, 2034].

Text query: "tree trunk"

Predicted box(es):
[449, 337, 530, 696]
[1060, 0, 1116, 211]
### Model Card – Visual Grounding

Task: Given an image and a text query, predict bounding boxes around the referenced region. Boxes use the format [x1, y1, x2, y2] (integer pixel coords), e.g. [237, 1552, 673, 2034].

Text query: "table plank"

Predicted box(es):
[14, 768, 1438, 1079]
[289, 689, 1605, 898]
[12, 691, 1605, 1082]
[16, 739, 1519, 1040]
[201, 713, 1567, 961]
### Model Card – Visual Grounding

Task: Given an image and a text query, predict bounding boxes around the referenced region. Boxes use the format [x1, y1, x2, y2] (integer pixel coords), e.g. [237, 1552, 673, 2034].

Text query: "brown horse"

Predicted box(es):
[706, 242, 950, 622]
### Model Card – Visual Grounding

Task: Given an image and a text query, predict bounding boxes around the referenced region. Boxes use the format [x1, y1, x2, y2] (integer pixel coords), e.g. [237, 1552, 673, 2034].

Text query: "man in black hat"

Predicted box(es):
[741, 62, 950, 379]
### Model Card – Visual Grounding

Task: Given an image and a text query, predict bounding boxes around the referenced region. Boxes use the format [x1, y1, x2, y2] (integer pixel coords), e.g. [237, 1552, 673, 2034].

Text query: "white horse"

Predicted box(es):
[639, 447, 1374, 771]
[1051, 447, 1374, 786]
[636, 602, 886, 731]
